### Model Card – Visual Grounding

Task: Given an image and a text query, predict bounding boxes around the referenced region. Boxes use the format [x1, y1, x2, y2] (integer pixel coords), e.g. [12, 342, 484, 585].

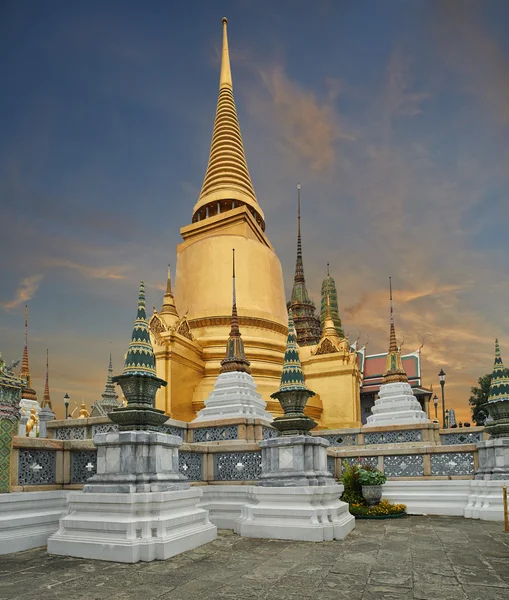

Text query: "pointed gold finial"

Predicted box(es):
[220, 17, 232, 90]
[192, 18, 264, 229]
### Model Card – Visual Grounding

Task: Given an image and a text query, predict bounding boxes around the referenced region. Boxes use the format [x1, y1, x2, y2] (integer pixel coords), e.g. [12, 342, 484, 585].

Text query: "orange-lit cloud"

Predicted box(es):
[1, 274, 43, 312]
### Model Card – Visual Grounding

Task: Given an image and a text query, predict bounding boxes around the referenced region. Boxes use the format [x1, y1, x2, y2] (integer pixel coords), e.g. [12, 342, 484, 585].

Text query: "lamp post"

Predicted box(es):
[64, 393, 70, 419]
[433, 394, 439, 421]
[438, 369, 446, 429]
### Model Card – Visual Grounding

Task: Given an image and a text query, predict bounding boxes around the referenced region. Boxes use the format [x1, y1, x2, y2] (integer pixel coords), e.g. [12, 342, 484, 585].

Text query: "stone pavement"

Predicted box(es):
[0, 517, 508, 600]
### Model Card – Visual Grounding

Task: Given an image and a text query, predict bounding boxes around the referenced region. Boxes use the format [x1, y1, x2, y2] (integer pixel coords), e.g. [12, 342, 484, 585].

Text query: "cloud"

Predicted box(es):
[385, 47, 429, 119]
[245, 64, 354, 171]
[1, 274, 43, 311]
[43, 258, 127, 280]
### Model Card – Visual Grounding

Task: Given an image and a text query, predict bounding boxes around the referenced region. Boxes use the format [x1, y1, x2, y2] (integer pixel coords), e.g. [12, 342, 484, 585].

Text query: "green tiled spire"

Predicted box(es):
[279, 309, 308, 392]
[320, 264, 344, 338]
[123, 281, 157, 377]
[488, 339, 509, 402]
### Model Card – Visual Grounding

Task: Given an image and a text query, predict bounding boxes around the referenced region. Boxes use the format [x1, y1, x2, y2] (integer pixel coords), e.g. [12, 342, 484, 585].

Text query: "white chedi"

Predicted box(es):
[193, 371, 273, 422]
[366, 381, 430, 427]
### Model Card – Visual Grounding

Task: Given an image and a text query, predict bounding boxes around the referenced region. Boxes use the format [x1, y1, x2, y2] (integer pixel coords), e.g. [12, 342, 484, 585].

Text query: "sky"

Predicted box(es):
[1, 0, 508, 423]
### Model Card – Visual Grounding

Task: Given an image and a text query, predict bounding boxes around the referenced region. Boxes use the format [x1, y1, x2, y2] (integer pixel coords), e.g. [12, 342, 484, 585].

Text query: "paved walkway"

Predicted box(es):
[0, 517, 508, 600]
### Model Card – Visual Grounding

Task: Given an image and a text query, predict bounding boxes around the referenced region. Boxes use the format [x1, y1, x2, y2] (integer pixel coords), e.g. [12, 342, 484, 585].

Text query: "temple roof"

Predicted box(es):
[122, 281, 157, 377]
[192, 18, 264, 228]
[359, 349, 428, 395]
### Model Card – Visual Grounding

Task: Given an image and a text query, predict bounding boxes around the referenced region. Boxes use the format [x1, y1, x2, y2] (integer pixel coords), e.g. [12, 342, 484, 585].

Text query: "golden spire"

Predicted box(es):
[383, 278, 408, 384]
[161, 264, 178, 316]
[20, 305, 38, 401]
[41, 349, 52, 410]
[192, 18, 265, 229]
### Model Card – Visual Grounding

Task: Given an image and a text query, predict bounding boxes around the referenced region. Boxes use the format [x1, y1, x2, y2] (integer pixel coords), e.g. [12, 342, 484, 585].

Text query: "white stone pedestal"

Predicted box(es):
[464, 480, 509, 521]
[38, 406, 55, 438]
[475, 439, 509, 480]
[365, 382, 430, 427]
[193, 371, 273, 422]
[259, 435, 334, 486]
[237, 485, 355, 542]
[47, 488, 217, 563]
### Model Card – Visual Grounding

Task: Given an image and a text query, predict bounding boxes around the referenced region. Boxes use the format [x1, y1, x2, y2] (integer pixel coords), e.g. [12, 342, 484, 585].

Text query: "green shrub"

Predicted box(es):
[357, 467, 387, 486]
[340, 463, 366, 505]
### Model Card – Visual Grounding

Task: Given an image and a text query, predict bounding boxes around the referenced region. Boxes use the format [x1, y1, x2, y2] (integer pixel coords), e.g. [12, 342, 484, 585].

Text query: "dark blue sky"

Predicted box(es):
[1, 0, 508, 420]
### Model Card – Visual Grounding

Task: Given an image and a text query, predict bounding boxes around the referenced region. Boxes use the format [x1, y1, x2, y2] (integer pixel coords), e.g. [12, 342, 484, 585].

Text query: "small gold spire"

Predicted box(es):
[323, 293, 340, 341]
[161, 264, 178, 316]
[383, 278, 408, 384]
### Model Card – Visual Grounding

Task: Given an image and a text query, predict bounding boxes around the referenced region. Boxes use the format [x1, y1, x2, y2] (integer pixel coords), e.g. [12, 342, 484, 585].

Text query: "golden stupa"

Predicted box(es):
[149, 18, 361, 428]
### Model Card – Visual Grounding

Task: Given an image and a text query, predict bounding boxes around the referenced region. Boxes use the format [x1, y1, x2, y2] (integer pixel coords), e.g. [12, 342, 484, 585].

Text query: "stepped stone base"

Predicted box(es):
[366, 382, 430, 427]
[475, 438, 509, 480]
[258, 435, 334, 487]
[193, 372, 273, 422]
[237, 484, 355, 542]
[47, 488, 217, 563]
[464, 479, 509, 521]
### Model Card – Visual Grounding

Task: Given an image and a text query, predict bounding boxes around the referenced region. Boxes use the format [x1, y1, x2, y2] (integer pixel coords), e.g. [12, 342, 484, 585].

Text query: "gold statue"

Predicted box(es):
[25, 407, 38, 436]
[78, 402, 90, 419]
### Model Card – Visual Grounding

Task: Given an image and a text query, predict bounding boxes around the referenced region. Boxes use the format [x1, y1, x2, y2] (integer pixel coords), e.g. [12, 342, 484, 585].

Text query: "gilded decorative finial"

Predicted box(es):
[220, 249, 251, 374]
[220, 16, 232, 90]
[327, 262, 329, 277]
[382, 278, 408, 384]
[41, 348, 52, 410]
[20, 304, 38, 401]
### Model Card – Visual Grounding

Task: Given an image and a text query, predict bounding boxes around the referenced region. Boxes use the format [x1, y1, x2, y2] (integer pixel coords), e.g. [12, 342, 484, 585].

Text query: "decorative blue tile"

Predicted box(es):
[214, 452, 261, 481]
[18, 450, 56, 485]
[70, 451, 97, 484]
[431, 452, 475, 476]
[193, 425, 238, 442]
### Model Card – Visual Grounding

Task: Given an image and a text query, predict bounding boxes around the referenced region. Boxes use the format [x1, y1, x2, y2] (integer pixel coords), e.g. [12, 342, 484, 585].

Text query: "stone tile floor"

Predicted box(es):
[0, 517, 508, 600]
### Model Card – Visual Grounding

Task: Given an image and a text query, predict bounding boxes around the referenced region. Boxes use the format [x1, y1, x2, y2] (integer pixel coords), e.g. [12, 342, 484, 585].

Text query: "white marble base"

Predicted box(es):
[0, 491, 67, 555]
[382, 480, 471, 516]
[464, 480, 509, 521]
[237, 484, 355, 542]
[365, 382, 430, 427]
[47, 488, 217, 563]
[193, 372, 273, 422]
[198, 485, 252, 530]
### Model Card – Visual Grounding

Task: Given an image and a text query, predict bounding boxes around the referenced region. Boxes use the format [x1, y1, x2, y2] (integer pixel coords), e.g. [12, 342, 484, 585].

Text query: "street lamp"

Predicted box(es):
[64, 393, 70, 419]
[438, 369, 446, 429]
[433, 394, 439, 421]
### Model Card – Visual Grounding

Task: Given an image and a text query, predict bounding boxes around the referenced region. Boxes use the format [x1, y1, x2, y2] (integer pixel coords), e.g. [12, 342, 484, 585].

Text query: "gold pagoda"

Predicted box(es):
[149, 18, 363, 428]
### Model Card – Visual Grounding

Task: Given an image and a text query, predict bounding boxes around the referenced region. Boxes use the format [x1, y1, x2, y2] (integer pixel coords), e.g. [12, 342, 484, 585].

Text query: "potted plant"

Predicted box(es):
[358, 467, 387, 506]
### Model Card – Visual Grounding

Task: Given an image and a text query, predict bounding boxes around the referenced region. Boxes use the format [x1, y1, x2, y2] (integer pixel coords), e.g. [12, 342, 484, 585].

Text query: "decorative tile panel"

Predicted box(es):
[327, 455, 336, 476]
[54, 426, 86, 441]
[193, 425, 238, 443]
[383, 454, 424, 477]
[18, 450, 56, 485]
[365, 430, 422, 444]
[70, 451, 97, 484]
[342, 456, 378, 470]
[440, 432, 482, 445]
[214, 452, 262, 481]
[262, 426, 278, 440]
[161, 426, 185, 439]
[179, 452, 203, 481]
[0, 420, 17, 493]
[430, 452, 475, 476]
[320, 433, 358, 447]
[92, 424, 118, 436]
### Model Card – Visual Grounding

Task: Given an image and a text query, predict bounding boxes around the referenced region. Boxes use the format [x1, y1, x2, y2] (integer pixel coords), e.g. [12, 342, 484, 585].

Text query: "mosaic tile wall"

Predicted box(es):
[0, 420, 17, 493]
